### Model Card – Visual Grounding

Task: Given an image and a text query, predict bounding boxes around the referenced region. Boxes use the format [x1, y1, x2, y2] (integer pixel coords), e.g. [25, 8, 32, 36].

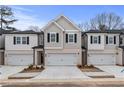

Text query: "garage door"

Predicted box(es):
[46, 53, 78, 65]
[88, 54, 116, 65]
[7, 54, 33, 65]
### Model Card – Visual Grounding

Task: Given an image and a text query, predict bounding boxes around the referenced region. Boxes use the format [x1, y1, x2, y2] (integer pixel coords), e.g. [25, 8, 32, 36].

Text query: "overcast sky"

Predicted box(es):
[10, 5, 124, 30]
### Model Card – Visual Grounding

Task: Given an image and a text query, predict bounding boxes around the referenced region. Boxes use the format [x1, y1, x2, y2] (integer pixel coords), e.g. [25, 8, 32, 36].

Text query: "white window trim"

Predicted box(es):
[68, 33, 75, 43]
[50, 32, 56, 43]
[22, 37, 27, 44]
[92, 36, 99, 44]
[15, 36, 29, 45]
[16, 37, 21, 44]
[108, 36, 114, 45]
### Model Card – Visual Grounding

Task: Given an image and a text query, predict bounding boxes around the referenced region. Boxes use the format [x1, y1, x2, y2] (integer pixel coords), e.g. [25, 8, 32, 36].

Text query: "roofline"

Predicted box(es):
[55, 15, 81, 31]
[42, 14, 81, 31]
[41, 20, 65, 31]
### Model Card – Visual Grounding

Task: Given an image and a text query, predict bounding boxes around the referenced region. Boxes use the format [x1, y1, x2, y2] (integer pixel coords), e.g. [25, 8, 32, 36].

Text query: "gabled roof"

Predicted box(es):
[42, 20, 65, 31]
[55, 15, 81, 31]
[42, 15, 81, 31]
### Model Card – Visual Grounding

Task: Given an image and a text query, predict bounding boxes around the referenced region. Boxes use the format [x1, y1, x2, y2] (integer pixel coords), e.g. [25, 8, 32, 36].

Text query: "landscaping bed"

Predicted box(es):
[20, 65, 44, 73]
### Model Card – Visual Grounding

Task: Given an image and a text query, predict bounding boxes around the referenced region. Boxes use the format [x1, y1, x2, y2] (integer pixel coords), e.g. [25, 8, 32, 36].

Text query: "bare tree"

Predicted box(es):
[79, 12, 124, 31]
[28, 26, 40, 32]
[78, 22, 90, 31]
[90, 12, 124, 30]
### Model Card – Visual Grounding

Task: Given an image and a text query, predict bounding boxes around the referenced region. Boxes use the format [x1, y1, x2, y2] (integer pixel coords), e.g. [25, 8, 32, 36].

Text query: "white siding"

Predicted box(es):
[88, 33, 105, 50]
[5, 34, 38, 50]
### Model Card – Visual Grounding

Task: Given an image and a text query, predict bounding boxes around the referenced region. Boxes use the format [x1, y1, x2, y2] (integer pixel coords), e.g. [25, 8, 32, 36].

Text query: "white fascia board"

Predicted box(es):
[55, 15, 81, 31]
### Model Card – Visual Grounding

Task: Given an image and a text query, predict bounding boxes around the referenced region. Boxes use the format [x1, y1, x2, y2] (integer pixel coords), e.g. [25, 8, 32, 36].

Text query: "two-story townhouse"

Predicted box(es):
[4, 30, 44, 65]
[41, 15, 82, 66]
[83, 30, 123, 65]
[0, 30, 12, 65]
[119, 32, 124, 66]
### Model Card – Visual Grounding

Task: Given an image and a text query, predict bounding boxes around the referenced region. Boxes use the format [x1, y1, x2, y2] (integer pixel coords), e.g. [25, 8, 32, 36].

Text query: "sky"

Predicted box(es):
[9, 5, 124, 30]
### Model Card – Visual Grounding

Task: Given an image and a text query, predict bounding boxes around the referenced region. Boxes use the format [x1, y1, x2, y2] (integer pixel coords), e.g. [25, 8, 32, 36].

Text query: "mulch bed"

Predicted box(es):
[20, 68, 44, 73]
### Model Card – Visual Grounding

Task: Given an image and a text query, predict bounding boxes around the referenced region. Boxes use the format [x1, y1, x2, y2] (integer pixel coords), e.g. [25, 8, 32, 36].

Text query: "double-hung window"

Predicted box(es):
[106, 36, 116, 45]
[68, 33, 74, 43]
[108, 36, 114, 44]
[16, 37, 21, 44]
[50, 33, 56, 42]
[22, 37, 27, 44]
[93, 36, 98, 44]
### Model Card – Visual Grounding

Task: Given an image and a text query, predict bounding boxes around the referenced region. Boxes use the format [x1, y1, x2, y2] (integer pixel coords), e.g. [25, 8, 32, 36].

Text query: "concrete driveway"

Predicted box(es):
[96, 66, 124, 78]
[0, 66, 27, 79]
[33, 66, 90, 79]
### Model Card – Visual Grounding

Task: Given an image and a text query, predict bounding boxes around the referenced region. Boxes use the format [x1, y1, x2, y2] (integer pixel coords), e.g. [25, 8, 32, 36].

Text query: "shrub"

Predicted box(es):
[28, 64, 34, 69]
[77, 64, 82, 68]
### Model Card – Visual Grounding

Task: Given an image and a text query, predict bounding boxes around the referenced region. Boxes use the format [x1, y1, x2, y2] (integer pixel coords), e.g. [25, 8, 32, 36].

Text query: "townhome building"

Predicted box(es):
[4, 30, 43, 65]
[2, 15, 82, 66]
[42, 15, 82, 66]
[0, 15, 124, 66]
[82, 30, 123, 66]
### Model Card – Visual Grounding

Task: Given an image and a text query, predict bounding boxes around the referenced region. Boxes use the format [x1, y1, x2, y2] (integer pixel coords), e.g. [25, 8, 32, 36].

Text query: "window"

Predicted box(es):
[68, 34, 74, 43]
[16, 37, 21, 44]
[91, 36, 101, 44]
[50, 33, 56, 42]
[93, 36, 98, 44]
[108, 37, 113, 44]
[22, 37, 27, 44]
[14, 36, 29, 45]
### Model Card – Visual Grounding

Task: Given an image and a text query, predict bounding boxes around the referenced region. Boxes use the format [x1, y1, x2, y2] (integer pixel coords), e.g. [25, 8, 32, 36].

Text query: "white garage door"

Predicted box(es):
[7, 54, 33, 65]
[46, 53, 78, 66]
[88, 54, 116, 65]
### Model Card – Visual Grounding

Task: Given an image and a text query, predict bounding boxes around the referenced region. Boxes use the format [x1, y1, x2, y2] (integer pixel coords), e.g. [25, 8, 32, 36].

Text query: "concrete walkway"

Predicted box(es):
[33, 66, 90, 79]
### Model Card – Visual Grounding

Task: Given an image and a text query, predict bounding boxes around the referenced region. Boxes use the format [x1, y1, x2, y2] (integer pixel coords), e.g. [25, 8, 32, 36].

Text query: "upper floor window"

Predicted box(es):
[16, 37, 21, 44]
[50, 33, 56, 42]
[108, 37, 113, 44]
[14, 36, 29, 45]
[106, 36, 116, 44]
[47, 32, 59, 43]
[66, 33, 77, 43]
[90, 36, 101, 44]
[68, 34, 74, 43]
[22, 37, 27, 44]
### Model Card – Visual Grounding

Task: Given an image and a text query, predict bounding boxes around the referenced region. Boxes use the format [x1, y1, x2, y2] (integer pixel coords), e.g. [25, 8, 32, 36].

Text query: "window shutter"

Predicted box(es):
[56, 33, 59, 42]
[66, 34, 68, 43]
[47, 33, 50, 43]
[74, 34, 77, 43]
[13, 36, 16, 45]
[90, 36, 93, 44]
[114, 36, 116, 44]
[106, 36, 108, 44]
[27, 36, 29, 44]
[98, 36, 101, 44]
[120, 38, 123, 44]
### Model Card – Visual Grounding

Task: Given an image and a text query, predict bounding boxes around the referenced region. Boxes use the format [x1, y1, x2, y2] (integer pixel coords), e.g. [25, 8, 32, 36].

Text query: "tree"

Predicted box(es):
[78, 22, 90, 31]
[79, 12, 124, 31]
[28, 26, 40, 32]
[0, 5, 17, 31]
